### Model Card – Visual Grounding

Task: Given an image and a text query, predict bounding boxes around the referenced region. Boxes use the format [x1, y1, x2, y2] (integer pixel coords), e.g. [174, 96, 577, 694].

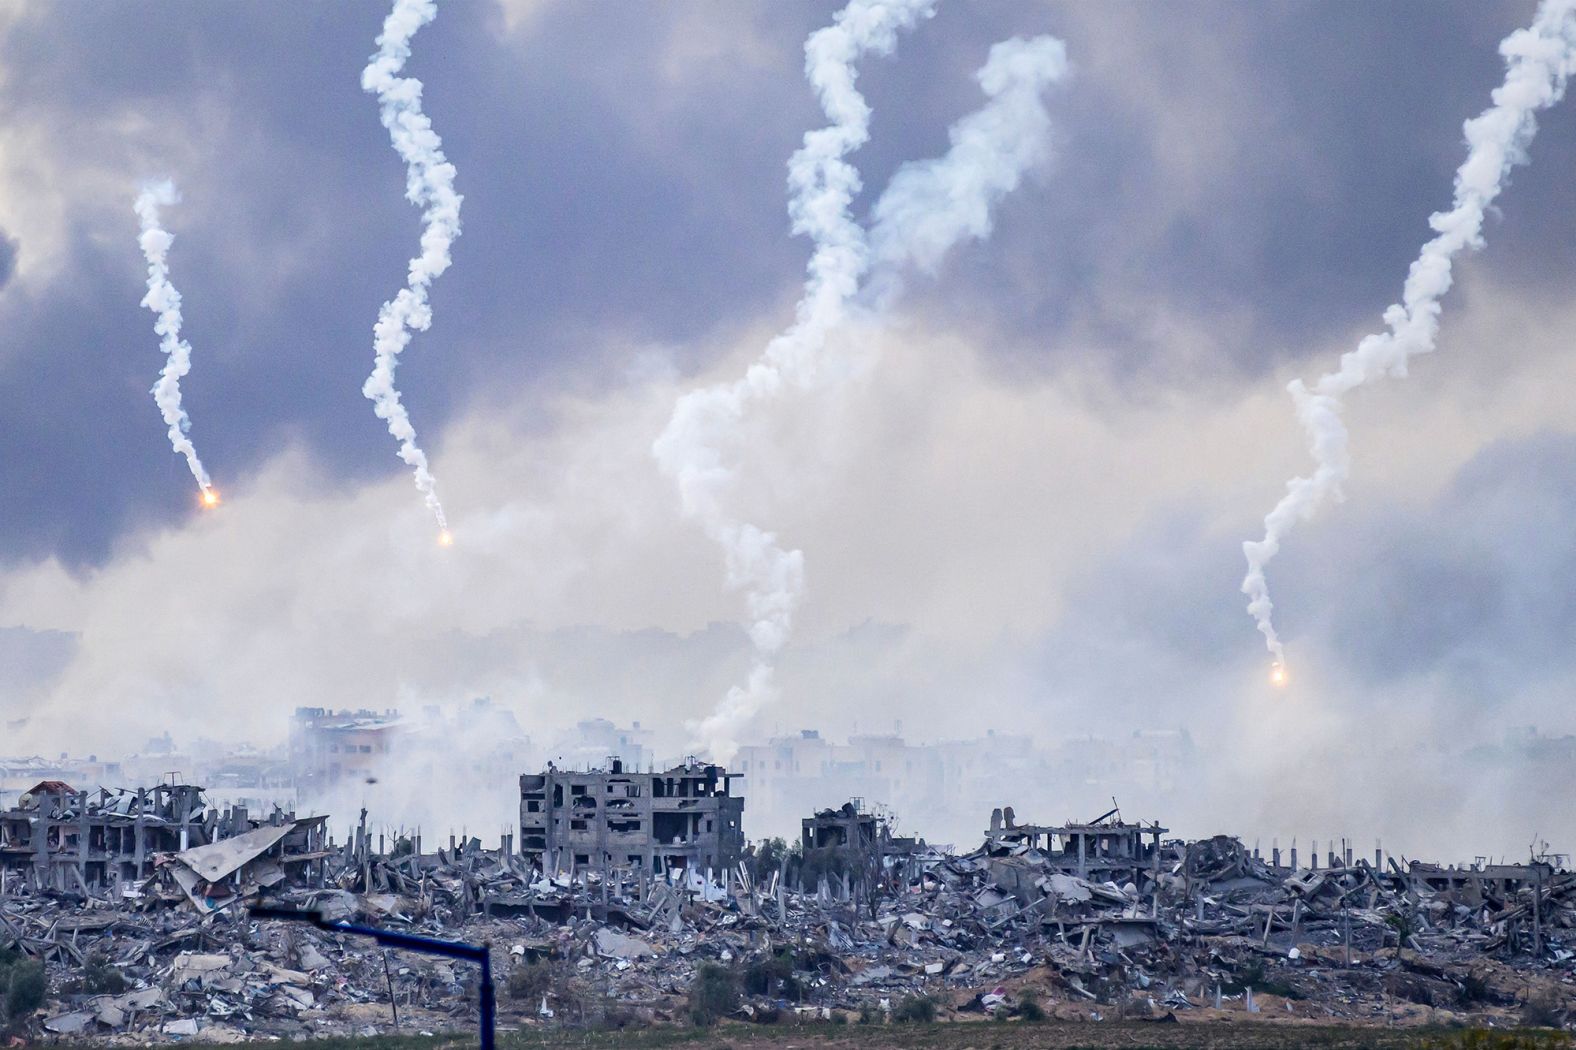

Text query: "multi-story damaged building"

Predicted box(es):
[289, 707, 406, 798]
[801, 799, 917, 856]
[0, 780, 327, 897]
[520, 758, 744, 876]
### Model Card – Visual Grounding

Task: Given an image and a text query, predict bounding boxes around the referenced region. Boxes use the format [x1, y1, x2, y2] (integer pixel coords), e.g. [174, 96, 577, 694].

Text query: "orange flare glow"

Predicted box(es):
[200, 489, 220, 508]
[438, 529, 454, 547]
[1270, 663, 1287, 687]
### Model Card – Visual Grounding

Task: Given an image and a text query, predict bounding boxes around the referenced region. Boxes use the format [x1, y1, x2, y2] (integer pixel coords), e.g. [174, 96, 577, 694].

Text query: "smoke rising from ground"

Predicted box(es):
[134, 181, 213, 500]
[656, 2, 1070, 762]
[362, 0, 463, 535]
[1241, 0, 1576, 669]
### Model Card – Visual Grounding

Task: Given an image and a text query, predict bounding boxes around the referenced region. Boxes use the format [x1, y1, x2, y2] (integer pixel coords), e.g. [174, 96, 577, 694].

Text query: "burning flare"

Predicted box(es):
[200, 489, 221, 509]
[1270, 663, 1287, 688]
[362, 0, 462, 534]
[1241, 0, 1576, 672]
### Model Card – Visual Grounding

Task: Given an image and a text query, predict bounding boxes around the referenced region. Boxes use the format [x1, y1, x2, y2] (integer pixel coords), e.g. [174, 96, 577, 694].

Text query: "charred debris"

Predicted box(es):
[0, 763, 1573, 1041]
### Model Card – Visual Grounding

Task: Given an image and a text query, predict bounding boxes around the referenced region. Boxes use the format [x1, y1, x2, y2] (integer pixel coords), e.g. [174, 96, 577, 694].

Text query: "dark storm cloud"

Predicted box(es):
[0, 230, 15, 290]
[0, 2, 822, 563]
[3, 0, 1573, 565]
[900, 1, 1576, 385]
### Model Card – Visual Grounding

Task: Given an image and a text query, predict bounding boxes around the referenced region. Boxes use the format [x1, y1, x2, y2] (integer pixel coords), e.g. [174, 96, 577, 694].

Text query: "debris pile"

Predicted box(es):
[1, 798, 1573, 1040]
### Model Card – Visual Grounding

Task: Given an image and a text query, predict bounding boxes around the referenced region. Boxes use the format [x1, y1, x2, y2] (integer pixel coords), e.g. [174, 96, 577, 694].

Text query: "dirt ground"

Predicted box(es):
[168, 1021, 1574, 1050]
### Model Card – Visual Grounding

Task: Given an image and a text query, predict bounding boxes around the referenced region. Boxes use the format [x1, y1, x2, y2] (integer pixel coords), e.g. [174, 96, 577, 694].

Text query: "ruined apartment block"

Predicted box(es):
[0, 781, 326, 901]
[519, 759, 743, 876]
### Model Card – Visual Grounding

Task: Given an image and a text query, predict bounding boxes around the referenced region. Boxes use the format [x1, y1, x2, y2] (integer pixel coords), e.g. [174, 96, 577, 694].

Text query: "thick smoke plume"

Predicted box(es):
[362, 0, 462, 535]
[1242, 0, 1576, 670]
[135, 181, 213, 500]
[655, 0, 1069, 761]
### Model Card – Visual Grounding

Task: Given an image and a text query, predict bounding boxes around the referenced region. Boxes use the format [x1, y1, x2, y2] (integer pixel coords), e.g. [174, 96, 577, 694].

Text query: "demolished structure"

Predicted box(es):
[1, 776, 1573, 1042]
[519, 758, 744, 878]
[0, 782, 326, 903]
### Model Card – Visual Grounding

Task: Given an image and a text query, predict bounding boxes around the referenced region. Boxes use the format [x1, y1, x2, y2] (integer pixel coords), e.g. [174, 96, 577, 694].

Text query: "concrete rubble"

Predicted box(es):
[0, 792, 1572, 1041]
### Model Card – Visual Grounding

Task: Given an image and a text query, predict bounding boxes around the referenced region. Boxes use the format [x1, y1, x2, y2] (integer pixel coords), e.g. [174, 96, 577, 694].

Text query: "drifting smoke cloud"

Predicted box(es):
[134, 180, 214, 502]
[1241, 0, 1576, 671]
[655, 0, 1069, 761]
[362, 0, 462, 536]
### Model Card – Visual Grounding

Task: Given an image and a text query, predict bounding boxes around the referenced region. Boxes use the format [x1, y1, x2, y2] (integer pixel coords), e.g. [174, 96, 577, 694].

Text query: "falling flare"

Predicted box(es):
[437, 529, 454, 547]
[362, 0, 461, 534]
[1241, 0, 1576, 670]
[135, 180, 215, 503]
[201, 489, 221, 509]
[1270, 663, 1287, 688]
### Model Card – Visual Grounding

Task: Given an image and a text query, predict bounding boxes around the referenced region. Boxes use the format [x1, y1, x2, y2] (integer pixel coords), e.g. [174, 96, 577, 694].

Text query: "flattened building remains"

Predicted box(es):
[519, 758, 743, 877]
[2, 748, 1575, 1043]
[0, 780, 327, 908]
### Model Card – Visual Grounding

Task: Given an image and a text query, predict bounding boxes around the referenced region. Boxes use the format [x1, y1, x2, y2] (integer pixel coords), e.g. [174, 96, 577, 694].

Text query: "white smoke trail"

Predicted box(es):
[362, 0, 462, 535]
[866, 35, 1068, 301]
[654, 0, 936, 762]
[135, 180, 214, 501]
[655, 5, 1069, 761]
[1242, 0, 1576, 671]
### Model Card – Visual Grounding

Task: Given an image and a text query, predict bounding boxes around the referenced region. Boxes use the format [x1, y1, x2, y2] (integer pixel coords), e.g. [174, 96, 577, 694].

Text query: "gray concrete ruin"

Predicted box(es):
[0, 780, 326, 901]
[519, 758, 744, 878]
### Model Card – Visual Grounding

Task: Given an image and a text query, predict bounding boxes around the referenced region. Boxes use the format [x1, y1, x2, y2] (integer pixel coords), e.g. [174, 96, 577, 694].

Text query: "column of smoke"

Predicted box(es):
[135, 181, 216, 505]
[362, 0, 462, 540]
[655, 0, 1069, 761]
[1242, 0, 1576, 674]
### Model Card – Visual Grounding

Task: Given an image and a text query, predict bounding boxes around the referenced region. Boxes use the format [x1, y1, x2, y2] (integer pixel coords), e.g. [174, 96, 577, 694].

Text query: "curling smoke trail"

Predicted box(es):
[655, 2, 1069, 760]
[135, 181, 214, 501]
[1242, 0, 1576, 671]
[654, 0, 936, 761]
[362, 0, 462, 534]
[866, 35, 1068, 301]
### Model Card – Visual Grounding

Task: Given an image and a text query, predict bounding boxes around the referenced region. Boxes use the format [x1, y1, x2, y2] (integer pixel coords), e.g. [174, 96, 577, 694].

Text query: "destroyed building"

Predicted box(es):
[801, 799, 918, 857]
[2, 782, 1574, 1043]
[0, 781, 326, 902]
[985, 804, 1167, 903]
[519, 758, 743, 876]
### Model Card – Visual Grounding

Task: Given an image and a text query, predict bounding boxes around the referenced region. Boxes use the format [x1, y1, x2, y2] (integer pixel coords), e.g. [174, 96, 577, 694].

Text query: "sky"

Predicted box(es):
[1, 0, 1573, 858]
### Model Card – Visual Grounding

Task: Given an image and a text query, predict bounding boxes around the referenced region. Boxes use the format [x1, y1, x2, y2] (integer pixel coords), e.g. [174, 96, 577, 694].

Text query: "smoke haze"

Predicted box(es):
[1242, 0, 1576, 668]
[0, 2, 1573, 869]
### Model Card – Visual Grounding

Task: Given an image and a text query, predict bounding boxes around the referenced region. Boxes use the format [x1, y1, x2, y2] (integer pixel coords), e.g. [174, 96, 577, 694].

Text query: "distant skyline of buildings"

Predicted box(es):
[4, 712, 1573, 858]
